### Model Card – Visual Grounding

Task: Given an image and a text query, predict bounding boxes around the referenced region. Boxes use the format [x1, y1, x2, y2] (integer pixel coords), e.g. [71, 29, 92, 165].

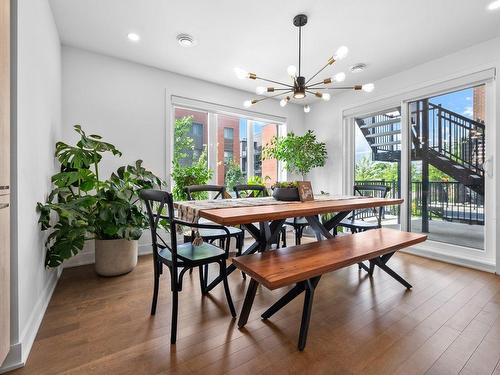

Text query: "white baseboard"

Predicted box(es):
[0, 268, 61, 374]
[402, 245, 496, 273]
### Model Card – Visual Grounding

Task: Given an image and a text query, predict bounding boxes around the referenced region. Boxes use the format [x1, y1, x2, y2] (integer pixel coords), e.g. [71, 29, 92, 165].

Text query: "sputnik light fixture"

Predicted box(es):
[236, 14, 374, 113]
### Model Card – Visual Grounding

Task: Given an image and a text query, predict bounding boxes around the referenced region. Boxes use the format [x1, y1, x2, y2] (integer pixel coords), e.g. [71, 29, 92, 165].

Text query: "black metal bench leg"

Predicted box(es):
[238, 278, 259, 328]
[358, 262, 370, 274]
[372, 257, 412, 289]
[261, 283, 305, 319]
[298, 277, 321, 351]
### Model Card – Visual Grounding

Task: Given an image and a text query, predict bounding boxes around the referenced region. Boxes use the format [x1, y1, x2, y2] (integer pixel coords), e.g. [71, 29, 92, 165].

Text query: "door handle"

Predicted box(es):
[0, 185, 8, 190]
[482, 157, 493, 178]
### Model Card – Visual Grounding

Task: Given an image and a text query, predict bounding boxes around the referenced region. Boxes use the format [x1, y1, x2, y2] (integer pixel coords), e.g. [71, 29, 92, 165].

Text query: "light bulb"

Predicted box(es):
[243, 100, 253, 108]
[333, 72, 346, 82]
[287, 65, 297, 77]
[280, 97, 289, 107]
[487, 0, 500, 10]
[334, 46, 349, 60]
[235, 67, 249, 80]
[362, 83, 375, 93]
[304, 105, 311, 113]
[127, 33, 140, 42]
[294, 92, 305, 99]
[256, 86, 266, 95]
[322, 93, 331, 101]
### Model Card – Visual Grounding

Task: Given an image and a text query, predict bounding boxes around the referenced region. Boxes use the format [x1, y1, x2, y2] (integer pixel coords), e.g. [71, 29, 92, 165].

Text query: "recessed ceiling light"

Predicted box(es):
[127, 33, 140, 42]
[177, 33, 195, 47]
[350, 63, 367, 73]
[487, 0, 500, 10]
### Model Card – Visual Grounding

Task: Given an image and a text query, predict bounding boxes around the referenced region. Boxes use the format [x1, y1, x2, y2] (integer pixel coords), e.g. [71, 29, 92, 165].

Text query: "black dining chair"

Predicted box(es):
[184, 184, 245, 282]
[335, 185, 391, 274]
[336, 185, 392, 233]
[284, 217, 310, 245]
[233, 184, 287, 248]
[140, 189, 236, 344]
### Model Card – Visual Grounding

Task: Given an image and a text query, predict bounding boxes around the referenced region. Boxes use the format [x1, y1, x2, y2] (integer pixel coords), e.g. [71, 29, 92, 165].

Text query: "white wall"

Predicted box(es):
[1, 0, 62, 372]
[60, 46, 305, 266]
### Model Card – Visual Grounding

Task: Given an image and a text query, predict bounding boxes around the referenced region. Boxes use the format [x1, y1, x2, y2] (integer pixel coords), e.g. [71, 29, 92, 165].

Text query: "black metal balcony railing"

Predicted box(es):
[354, 180, 484, 225]
[411, 102, 485, 176]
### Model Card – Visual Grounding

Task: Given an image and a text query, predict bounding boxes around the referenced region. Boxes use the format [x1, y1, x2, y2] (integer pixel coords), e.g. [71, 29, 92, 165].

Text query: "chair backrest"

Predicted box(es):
[139, 189, 179, 267]
[233, 184, 268, 198]
[353, 184, 391, 226]
[185, 184, 226, 201]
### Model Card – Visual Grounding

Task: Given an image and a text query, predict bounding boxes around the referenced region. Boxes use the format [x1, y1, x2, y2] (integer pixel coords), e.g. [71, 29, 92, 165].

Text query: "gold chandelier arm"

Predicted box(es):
[252, 90, 294, 104]
[307, 78, 333, 88]
[314, 86, 361, 90]
[305, 60, 334, 85]
[254, 75, 294, 88]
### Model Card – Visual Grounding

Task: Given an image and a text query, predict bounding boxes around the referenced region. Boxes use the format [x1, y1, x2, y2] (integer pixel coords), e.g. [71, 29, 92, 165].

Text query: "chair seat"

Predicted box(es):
[158, 242, 225, 263]
[184, 226, 242, 239]
[285, 217, 309, 226]
[338, 219, 379, 230]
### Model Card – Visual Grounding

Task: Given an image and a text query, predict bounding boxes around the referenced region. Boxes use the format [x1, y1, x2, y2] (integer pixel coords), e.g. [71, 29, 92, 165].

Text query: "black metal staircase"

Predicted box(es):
[356, 101, 485, 196]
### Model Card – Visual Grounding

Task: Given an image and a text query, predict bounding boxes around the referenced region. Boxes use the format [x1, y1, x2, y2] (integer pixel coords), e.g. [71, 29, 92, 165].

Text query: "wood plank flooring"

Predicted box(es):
[12, 235, 500, 375]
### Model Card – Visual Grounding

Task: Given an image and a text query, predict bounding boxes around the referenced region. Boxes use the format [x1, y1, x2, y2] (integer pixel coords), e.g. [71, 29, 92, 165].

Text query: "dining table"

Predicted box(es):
[175, 195, 403, 292]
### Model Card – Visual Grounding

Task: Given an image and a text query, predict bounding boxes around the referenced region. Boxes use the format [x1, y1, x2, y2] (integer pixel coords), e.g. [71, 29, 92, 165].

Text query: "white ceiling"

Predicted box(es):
[49, 0, 500, 100]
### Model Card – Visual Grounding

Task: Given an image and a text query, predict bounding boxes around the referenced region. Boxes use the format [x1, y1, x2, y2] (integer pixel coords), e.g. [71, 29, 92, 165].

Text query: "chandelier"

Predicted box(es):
[235, 14, 374, 113]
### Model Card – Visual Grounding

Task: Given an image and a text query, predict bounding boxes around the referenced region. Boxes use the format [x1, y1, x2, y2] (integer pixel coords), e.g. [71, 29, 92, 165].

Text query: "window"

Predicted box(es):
[172, 106, 283, 193]
[354, 108, 402, 228]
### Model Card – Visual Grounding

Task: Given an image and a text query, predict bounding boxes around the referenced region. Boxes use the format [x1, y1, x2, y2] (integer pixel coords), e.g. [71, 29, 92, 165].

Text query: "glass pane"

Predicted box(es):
[173, 108, 208, 167]
[354, 108, 402, 228]
[216, 115, 247, 189]
[408, 85, 485, 249]
[251, 120, 278, 187]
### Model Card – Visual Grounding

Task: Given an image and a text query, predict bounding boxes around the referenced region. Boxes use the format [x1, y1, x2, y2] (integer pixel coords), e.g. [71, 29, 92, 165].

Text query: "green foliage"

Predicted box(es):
[272, 181, 298, 189]
[355, 156, 452, 182]
[171, 148, 213, 201]
[37, 126, 163, 268]
[173, 115, 195, 164]
[225, 160, 244, 190]
[247, 175, 266, 186]
[262, 130, 327, 180]
[171, 116, 213, 200]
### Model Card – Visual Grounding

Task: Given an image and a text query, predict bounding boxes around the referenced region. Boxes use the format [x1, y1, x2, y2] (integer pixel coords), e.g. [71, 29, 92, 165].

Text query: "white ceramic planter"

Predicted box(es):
[94, 239, 138, 277]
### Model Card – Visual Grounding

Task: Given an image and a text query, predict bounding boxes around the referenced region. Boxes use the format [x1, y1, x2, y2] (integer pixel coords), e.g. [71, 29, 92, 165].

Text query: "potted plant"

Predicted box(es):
[37, 126, 163, 275]
[262, 130, 327, 180]
[272, 181, 300, 201]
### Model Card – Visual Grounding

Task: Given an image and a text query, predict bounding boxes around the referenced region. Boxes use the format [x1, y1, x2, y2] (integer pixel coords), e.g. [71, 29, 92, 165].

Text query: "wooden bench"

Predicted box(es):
[233, 228, 427, 350]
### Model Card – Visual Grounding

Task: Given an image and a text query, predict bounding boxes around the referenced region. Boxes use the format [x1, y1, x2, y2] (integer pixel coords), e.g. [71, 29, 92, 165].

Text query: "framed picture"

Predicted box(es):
[297, 181, 314, 202]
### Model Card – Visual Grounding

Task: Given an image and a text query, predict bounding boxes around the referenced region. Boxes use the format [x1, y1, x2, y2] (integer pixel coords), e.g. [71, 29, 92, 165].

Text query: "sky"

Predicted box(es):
[355, 86, 477, 162]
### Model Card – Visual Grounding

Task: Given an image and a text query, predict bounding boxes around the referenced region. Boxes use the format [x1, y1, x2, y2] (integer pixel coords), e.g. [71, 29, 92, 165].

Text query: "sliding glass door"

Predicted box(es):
[408, 85, 486, 249]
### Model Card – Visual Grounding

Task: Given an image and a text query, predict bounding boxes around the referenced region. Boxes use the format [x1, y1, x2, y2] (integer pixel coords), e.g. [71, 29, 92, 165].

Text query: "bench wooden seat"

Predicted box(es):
[233, 228, 427, 350]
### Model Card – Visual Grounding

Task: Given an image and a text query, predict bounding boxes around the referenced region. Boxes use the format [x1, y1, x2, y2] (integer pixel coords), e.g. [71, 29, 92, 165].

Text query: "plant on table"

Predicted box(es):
[37, 125, 163, 270]
[262, 130, 327, 180]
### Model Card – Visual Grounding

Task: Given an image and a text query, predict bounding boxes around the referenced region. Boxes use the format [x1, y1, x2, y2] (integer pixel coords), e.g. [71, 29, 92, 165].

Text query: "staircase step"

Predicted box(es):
[366, 130, 401, 138]
[359, 118, 400, 129]
[372, 141, 401, 147]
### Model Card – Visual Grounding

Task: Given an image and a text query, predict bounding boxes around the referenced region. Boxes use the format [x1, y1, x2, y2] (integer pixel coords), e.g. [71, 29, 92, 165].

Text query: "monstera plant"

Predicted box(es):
[37, 125, 163, 275]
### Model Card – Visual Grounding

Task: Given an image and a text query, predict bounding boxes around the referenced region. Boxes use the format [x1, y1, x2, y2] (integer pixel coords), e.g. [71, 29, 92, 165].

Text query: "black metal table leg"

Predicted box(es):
[261, 283, 305, 319]
[205, 219, 285, 292]
[238, 278, 259, 328]
[298, 276, 321, 351]
[372, 253, 412, 289]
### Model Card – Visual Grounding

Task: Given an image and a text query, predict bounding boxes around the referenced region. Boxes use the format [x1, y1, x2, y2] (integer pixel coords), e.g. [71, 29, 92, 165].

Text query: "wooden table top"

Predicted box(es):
[199, 197, 403, 226]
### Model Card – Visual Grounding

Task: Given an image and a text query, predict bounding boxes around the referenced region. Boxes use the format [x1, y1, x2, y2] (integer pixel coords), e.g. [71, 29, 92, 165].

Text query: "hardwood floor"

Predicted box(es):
[12, 235, 500, 375]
